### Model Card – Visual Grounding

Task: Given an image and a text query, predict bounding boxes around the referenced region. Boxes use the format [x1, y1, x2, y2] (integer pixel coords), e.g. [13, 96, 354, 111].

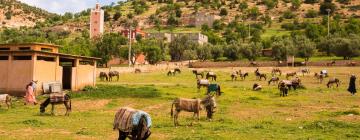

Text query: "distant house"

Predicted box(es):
[262, 49, 272, 57]
[120, 28, 146, 42]
[181, 12, 221, 28]
[146, 32, 208, 45]
[0, 43, 99, 96]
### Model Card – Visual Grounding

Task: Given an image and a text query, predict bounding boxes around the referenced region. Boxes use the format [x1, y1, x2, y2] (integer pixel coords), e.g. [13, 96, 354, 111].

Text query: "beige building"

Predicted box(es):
[0, 43, 99, 96]
[146, 32, 208, 45]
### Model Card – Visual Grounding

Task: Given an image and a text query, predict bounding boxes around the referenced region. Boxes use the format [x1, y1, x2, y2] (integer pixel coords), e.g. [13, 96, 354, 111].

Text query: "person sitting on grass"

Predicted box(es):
[24, 82, 37, 105]
[253, 83, 262, 91]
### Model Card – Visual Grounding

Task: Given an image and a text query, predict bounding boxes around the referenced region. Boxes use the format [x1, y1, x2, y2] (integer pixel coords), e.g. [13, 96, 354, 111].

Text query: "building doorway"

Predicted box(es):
[60, 58, 75, 90]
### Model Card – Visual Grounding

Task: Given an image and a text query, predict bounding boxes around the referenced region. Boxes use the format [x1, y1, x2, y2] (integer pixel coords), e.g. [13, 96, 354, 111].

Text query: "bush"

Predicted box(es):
[320, 1, 336, 15]
[336, 0, 350, 4]
[220, 8, 228, 16]
[304, 0, 319, 4]
[305, 9, 318, 18]
[282, 10, 296, 19]
[5, 11, 11, 20]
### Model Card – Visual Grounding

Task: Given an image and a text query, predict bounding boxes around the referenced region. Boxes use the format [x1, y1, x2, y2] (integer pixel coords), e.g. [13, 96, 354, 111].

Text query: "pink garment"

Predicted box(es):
[25, 86, 37, 104]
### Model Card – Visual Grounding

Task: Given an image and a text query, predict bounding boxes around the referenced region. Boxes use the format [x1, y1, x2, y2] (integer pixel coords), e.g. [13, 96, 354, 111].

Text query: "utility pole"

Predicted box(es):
[248, 23, 251, 39]
[326, 9, 331, 36]
[128, 26, 132, 67]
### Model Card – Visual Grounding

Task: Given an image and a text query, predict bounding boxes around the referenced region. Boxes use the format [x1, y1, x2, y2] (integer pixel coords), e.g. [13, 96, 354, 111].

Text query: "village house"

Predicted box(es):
[146, 32, 208, 45]
[181, 12, 221, 28]
[0, 43, 99, 96]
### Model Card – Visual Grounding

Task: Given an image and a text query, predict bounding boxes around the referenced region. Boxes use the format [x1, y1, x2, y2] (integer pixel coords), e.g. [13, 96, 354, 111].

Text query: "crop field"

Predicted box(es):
[1, 67, 360, 140]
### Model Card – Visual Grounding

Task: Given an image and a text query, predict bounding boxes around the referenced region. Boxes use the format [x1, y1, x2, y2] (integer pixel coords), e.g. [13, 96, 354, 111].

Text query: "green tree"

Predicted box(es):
[220, 8, 228, 16]
[239, 43, 262, 61]
[271, 37, 296, 61]
[291, 0, 302, 10]
[224, 42, 241, 60]
[93, 33, 128, 67]
[238, 1, 248, 12]
[211, 45, 224, 61]
[320, 0, 336, 15]
[293, 35, 315, 61]
[113, 12, 121, 21]
[5, 11, 12, 20]
[330, 37, 360, 59]
[196, 44, 212, 61]
[104, 11, 110, 21]
[168, 36, 197, 61]
[247, 7, 260, 20]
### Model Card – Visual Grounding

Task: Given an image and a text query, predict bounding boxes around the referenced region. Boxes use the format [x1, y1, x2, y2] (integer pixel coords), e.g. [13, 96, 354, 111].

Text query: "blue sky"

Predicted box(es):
[19, 0, 122, 15]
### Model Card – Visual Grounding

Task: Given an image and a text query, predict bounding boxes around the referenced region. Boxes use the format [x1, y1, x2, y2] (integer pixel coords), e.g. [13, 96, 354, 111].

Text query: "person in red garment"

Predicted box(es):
[24, 82, 37, 105]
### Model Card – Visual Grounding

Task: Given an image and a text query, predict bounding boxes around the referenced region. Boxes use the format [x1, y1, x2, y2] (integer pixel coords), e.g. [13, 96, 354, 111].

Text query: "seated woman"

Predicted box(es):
[253, 83, 262, 91]
[24, 82, 37, 105]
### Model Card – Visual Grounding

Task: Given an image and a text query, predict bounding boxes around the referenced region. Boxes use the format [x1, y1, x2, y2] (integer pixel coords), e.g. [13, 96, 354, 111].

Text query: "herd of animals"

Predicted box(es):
[0, 66, 350, 140]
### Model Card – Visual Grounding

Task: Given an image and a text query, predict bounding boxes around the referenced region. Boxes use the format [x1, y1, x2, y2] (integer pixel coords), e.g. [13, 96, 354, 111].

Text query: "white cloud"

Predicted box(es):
[19, 0, 121, 15]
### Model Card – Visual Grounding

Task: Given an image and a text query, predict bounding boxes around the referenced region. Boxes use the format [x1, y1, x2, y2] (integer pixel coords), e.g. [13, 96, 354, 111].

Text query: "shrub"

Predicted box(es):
[304, 0, 319, 4]
[220, 8, 228, 16]
[282, 10, 296, 19]
[305, 9, 318, 18]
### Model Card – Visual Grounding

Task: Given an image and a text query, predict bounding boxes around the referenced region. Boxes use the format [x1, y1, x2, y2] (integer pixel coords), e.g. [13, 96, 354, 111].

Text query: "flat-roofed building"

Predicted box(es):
[0, 43, 100, 96]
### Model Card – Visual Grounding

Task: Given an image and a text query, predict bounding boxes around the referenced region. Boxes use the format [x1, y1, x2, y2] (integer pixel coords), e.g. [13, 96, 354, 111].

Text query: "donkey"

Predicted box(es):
[250, 61, 259, 67]
[206, 72, 217, 81]
[348, 62, 357, 66]
[327, 78, 341, 88]
[109, 71, 120, 81]
[300, 68, 310, 76]
[40, 94, 71, 116]
[255, 69, 267, 81]
[171, 95, 217, 126]
[278, 78, 301, 90]
[286, 72, 297, 79]
[197, 79, 210, 91]
[192, 70, 204, 79]
[314, 72, 325, 83]
[113, 107, 151, 140]
[0, 94, 12, 109]
[253, 83, 262, 91]
[99, 72, 109, 81]
[167, 70, 176, 76]
[271, 68, 282, 76]
[174, 68, 181, 74]
[326, 60, 335, 66]
[268, 77, 280, 85]
[230, 71, 238, 81]
[135, 68, 142, 73]
[240, 72, 249, 80]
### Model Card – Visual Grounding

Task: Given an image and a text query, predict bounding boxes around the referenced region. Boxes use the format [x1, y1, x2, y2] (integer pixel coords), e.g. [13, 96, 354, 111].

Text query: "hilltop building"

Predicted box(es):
[0, 43, 99, 96]
[181, 12, 221, 28]
[90, 3, 104, 39]
[146, 32, 208, 45]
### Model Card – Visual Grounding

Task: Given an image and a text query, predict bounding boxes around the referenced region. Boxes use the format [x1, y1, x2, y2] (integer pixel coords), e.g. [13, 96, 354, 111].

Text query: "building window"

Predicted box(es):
[13, 56, 32, 60]
[19, 47, 31, 50]
[37, 56, 55, 62]
[79, 60, 94, 66]
[41, 48, 53, 52]
[0, 56, 8, 60]
[0, 48, 10, 50]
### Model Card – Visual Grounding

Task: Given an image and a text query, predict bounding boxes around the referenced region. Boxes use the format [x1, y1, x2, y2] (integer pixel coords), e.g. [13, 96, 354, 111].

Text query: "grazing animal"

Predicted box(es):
[135, 68, 142, 73]
[250, 61, 259, 67]
[314, 73, 325, 83]
[167, 70, 176, 76]
[197, 79, 210, 91]
[113, 107, 152, 140]
[174, 68, 181, 74]
[300, 68, 310, 76]
[326, 60, 335, 66]
[278, 78, 301, 90]
[230, 71, 238, 81]
[271, 68, 282, 76]
[348, 62, 357, 66]
[207, 84, 222, 96]
[286, 72, 297, 79]
[255, 69, 267, 81]
[192, 70, 204, 79]
[40, 94, 71, 116]
[327, 78, 340, 88]
[0, 94, 11, 109]
[279, 82, 289, 97]
[109, 71, 120, 81]
[320, 70, 329, 77]
[171, 95, 217, 126]
[268, 77, 280, 85]
[206, 72, 217, 81]
[239, 72, 249, 80]
[252, 83, 262, 91]
[99, 72, 109, 81]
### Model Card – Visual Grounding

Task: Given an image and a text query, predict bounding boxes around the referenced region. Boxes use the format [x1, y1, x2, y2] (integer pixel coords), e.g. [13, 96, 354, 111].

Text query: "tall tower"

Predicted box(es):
[90, 3, 104, 39]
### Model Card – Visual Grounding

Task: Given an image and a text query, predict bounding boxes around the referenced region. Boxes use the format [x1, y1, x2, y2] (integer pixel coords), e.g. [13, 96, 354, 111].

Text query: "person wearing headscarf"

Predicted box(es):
[348, 74, 357, 96]
[25, 82, 37, 105]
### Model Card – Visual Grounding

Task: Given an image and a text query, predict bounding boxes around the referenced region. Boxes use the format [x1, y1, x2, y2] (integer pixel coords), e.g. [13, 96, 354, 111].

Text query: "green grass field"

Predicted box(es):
[1, 67, 360, 139]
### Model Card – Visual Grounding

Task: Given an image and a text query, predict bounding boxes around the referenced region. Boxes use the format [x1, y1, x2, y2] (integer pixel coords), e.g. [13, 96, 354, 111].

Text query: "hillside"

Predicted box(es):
[0, 0, 55, 28]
